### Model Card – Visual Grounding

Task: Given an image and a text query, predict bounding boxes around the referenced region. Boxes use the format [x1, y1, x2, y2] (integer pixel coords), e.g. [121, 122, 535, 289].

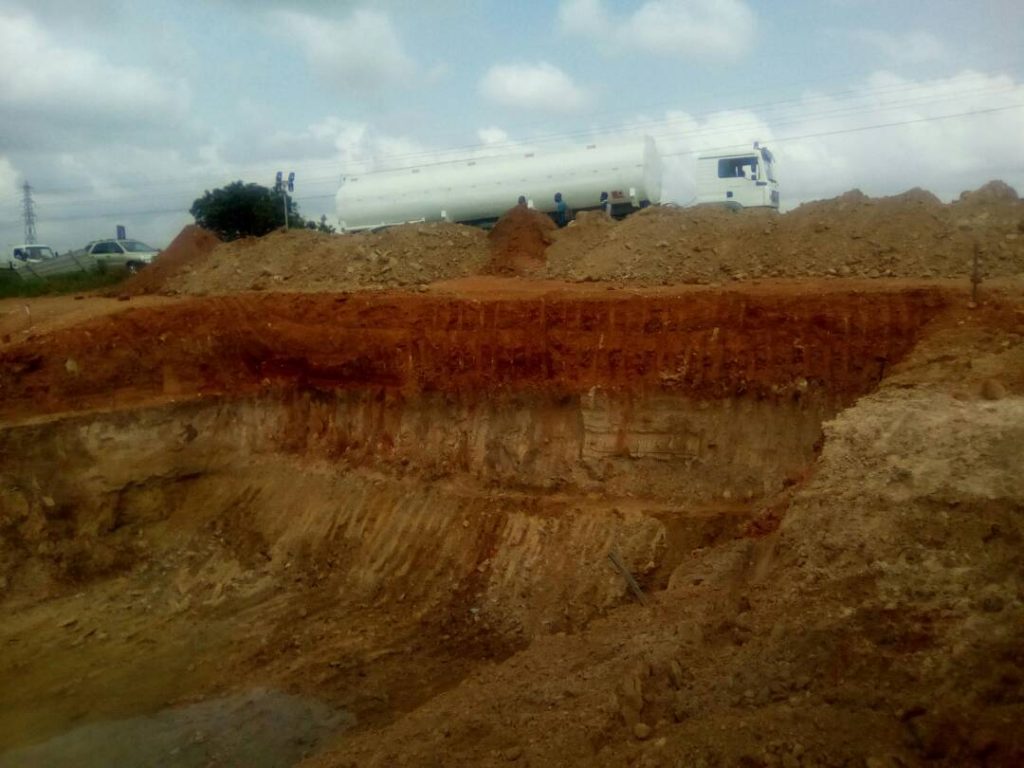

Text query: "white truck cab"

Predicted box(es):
[7, 244, 56, 270]
[696, 143, 779, 210]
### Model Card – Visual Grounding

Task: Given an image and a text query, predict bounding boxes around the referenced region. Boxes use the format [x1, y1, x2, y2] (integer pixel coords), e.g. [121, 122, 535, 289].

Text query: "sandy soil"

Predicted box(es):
[0, 294, 177, 348]
[1, 182, 1022, 767]
[125, 181, 1024, 297]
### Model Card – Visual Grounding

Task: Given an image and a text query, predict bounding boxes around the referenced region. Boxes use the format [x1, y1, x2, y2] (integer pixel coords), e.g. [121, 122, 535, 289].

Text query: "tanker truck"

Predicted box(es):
[334, 137, 776, 232]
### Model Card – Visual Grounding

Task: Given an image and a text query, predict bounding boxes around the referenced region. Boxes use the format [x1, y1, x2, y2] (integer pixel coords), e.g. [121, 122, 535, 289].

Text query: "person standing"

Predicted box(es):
[599, 191, 612, 217]
[554, 192, 570, 227]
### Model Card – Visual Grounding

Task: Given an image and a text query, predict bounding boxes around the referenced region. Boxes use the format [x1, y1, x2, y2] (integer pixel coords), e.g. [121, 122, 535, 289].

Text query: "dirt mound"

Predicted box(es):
[132, 182, 1023, 296]
[959, 179, 1020, 203]
[121, 225, 221, 296]
[486, 205, 557, 275]
[162, 223, 489, 295]
[546, 181, 1024, 284]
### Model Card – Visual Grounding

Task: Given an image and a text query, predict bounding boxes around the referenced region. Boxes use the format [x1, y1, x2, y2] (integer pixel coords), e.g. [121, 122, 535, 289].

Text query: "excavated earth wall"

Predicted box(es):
[2, 182, 1021, 766]
[6, 282, 1021, 768]
[0, 288, 947, 416]
[0, 286, 951, 611]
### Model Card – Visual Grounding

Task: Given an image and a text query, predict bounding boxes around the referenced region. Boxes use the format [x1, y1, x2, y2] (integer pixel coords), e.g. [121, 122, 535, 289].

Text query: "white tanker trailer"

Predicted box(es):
[335, 137, 661, 232]
[335, 137, 776, 232]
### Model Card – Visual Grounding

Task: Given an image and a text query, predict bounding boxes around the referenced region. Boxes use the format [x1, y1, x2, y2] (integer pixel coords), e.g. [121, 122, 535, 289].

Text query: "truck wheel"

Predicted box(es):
[126, 261, 142, 274]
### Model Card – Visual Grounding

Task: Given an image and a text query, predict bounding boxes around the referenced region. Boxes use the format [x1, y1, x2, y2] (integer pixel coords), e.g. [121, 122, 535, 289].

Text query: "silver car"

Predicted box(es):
[86, 239, 160, 273]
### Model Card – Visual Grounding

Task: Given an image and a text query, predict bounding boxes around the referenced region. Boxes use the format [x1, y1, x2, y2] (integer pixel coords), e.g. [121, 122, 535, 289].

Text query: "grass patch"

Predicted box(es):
[0, 268, 129, 298]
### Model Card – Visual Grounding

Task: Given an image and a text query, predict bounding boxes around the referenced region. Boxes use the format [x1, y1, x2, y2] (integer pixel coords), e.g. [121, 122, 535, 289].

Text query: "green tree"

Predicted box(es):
[316, 214, 336, 234]
[303, 214, 337, 234]
[190, 181, 304, 241]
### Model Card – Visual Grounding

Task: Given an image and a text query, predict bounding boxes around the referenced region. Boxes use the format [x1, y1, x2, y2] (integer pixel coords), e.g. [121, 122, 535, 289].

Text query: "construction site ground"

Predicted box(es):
[0, 185, 1022, 768]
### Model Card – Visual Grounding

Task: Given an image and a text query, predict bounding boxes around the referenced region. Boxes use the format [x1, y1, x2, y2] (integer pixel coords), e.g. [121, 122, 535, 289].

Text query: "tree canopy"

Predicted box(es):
[189, 181, 303, 241]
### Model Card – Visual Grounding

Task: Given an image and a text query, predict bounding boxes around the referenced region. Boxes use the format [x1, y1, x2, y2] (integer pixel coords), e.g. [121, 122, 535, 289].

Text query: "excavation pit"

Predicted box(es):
[0, 284, 954, 763]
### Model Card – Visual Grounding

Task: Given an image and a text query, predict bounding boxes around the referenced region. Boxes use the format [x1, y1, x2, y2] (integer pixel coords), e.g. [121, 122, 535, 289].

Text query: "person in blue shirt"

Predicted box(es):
[554, 192, 570, 227]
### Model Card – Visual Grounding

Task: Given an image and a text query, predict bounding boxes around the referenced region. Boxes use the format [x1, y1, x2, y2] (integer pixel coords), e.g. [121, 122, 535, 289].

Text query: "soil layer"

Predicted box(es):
[0, 283, 949, 420]
[1, 182, 1023, 767]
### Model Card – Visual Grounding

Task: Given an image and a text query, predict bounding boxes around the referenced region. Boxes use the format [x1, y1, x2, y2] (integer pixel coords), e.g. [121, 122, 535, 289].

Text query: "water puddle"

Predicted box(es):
[0, 688, 352, 768]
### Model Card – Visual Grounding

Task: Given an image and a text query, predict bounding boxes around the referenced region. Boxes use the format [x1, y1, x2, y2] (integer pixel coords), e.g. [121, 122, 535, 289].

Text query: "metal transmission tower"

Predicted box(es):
[21, 181, 37, 244]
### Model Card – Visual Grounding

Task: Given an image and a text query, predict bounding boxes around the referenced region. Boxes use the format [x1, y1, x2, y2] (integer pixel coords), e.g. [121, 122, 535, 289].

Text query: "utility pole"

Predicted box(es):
[21, 181, 37, 244]
[275, 171, 295, 229]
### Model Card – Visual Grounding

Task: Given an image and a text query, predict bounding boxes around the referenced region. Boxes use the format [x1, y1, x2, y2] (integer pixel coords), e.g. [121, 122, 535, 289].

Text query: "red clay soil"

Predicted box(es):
[121, 225, 222, 296]
[486, 205, 557, 275]
[0, 285, 952, 420]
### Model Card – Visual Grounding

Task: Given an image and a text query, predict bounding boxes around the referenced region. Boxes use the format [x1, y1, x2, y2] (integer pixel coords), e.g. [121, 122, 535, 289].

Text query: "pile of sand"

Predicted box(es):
[122, 225, 222, 296]
[485, 204, 557, 275]
[545, 181, 1024, 284]
[162, 222, 489, 295]
[143, 181, 1023, 295]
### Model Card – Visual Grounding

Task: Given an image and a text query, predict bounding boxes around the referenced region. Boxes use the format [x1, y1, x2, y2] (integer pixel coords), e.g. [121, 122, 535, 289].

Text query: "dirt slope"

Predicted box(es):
[306, 301, 1024, 768]
[121, 224, 222, 296]
[1, 181, 1023, 768]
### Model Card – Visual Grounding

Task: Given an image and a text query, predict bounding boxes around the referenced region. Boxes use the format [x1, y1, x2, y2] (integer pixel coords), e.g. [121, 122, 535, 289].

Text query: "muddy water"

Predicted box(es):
[0, 689, 351, 767]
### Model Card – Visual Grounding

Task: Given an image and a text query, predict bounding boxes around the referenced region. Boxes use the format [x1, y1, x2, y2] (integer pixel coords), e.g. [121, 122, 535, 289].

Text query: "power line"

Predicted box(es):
[659, 103, 1024, 157]
[27, 103, 1024, 225]
[332, 78, 1024, 172]
[3, 68, 1020, 206]
[360, 53, 1024, 156]
[328, 96, 1024, 178]
[7, 84, 1014, 220]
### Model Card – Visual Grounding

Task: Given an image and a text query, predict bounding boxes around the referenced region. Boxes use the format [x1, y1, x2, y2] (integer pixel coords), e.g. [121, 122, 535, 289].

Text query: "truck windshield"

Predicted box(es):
[717, 156, 759, 179]
[23, 246, 55, 260]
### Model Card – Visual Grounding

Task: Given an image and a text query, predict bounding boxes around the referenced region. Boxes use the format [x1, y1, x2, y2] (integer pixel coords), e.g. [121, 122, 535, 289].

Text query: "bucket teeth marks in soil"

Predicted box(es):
[0, 287, 949, 420]
[1, 181, 1021, 766]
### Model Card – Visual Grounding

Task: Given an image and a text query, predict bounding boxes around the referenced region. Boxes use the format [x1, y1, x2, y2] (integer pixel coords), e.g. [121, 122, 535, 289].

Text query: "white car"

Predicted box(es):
[84, 239, 160, 273]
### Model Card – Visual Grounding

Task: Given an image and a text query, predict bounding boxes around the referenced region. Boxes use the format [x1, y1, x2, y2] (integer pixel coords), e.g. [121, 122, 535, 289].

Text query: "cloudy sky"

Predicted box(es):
[1, 0, 1022, 250]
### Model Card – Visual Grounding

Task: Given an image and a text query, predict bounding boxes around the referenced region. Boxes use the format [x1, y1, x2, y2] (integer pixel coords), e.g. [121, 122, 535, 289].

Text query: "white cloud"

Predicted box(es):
[558, 0, 611, 38]
[769, 71, 1024, 205]
[559, 0, 756, 60]
[0, 156, 20, 204]
[849, 29, 946, 65]
[260, 116, 432, 174]
[478, 127, 510, 145]
[273, 8, 415, 92]
[0, 9, 190, 148]
[479, 63, 589, 113]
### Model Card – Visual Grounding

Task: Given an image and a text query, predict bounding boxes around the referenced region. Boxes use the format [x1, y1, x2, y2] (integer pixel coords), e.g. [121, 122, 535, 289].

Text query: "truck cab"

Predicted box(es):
[7, 244, 56, 271]
[695, 144, 779, 209]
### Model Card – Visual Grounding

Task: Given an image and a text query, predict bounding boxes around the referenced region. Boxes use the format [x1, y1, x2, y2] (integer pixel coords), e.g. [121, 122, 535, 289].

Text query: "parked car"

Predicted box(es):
[6, 244, 57, 271]
[82, 239, 160, 273]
